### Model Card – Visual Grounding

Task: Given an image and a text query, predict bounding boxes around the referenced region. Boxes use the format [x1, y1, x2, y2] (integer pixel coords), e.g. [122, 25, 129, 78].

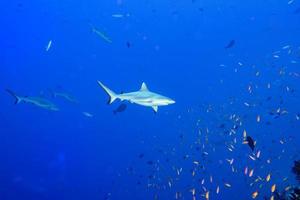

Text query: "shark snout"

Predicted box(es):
[166, 98, 175, 105]
[169, 99, 176, 104]
[155, 98, 175, 106]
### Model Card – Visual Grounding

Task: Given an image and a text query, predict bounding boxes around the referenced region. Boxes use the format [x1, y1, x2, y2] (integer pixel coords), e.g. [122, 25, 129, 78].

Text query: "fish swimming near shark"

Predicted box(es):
[97, 81, 175, 113]
[6, 89, 59, 111]
[225, 39, 235, 49]
[113, 103, 127, 114]
[82, 112, 93, 118]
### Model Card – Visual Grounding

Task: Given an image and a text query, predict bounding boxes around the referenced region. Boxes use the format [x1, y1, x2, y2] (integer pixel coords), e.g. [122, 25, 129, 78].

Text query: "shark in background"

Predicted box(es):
[49, 90, 77, 103]
[89, 23, 112, 43]
[97, 81, 175, 113]
[6, 89, 59, 111]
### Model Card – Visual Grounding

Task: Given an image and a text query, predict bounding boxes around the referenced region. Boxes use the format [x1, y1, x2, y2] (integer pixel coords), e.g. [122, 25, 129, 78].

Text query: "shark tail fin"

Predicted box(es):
[6, 89, 22, 104]
[97, 81, 118, 104]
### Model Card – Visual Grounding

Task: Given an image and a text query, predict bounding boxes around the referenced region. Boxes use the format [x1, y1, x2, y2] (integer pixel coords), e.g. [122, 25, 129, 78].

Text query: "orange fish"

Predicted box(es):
[252, 191, 258, 199]
[249, 169, 254, 177]
[205, 191, 209, 200]
[271, 184, 276, 193]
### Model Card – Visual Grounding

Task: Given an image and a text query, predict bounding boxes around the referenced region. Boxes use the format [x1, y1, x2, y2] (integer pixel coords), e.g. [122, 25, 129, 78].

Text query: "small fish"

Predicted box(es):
[249, 155, 256, 161]
[282, 45, 290, 49]
[191, 188, 196, 196]
[168, 181, 172, 188]
[266, 174, 271, 182]
[82, 112, 93, 118]
[256, 151, 261, 158]
[113, 103, 127, 114]
[112, 14, 124, 18]
[243, 130, 247, 138]
[193, 161, 199, 165]
[201, 179, 205, 185]
[191, 170, 195, 177]
[45, 40, 52, 51]
[256, 115, 261, 122]
[244, 167, 248, 175]
[249, 169, 254, 177]
[271, 184, 276, 192]
[216, 186, 220, 194]
[224, 183, 231, 187]
[227, 147, 233, 152]
[225, 40, 235, 49]
[252, 191, 258, 199]
[245, 136, 255, 151]
[226, 158, 234, 165]
[285, 186, 291, 191]
[205, 191, 209, 199]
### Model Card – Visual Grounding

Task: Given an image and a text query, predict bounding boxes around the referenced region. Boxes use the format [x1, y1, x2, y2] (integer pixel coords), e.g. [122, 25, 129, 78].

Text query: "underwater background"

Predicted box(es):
[1, 0, 300, 199]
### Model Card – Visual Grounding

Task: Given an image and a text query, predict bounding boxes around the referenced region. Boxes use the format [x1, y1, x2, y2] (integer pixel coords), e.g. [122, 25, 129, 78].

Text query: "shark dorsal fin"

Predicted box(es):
[140, 82, 149, 91]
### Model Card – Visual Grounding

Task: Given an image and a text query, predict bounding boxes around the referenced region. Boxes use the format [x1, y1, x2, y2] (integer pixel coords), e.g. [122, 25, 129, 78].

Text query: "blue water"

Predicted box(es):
[1, 0, 300, 199]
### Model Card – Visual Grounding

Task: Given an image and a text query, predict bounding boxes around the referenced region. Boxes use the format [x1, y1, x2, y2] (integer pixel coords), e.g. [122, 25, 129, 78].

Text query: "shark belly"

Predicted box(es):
[130, 99, 154, 107]
[120, 92, 155, 107]
[25, 98, 58, 111]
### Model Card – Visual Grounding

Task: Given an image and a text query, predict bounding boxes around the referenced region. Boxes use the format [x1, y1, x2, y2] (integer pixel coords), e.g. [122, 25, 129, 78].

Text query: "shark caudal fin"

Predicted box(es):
[97, 81, 118, 104]
[5, 89, 22, 104]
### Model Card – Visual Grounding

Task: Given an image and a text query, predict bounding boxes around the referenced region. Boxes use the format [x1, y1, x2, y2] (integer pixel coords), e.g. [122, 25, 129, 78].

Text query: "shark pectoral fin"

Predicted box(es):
[152, 106, 158, 113]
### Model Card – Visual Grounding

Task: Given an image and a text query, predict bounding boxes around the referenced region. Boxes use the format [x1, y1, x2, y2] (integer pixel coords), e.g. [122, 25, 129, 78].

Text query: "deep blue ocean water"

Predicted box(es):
[1, 0, 300, 199]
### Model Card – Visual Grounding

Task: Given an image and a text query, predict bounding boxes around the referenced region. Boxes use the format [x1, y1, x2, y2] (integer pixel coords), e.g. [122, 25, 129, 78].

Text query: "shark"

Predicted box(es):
[97, 81, 175, 113]
[50, 91, 77, 103]
[89, 24, 112, 43]
[6, 89, 59, 111]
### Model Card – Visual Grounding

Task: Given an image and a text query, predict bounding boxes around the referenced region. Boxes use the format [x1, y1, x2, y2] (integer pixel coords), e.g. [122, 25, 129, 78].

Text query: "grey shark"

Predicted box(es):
[51, 91, 77, 103]
[6, 89, 59, 111]
[97, 81, 175, 112]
